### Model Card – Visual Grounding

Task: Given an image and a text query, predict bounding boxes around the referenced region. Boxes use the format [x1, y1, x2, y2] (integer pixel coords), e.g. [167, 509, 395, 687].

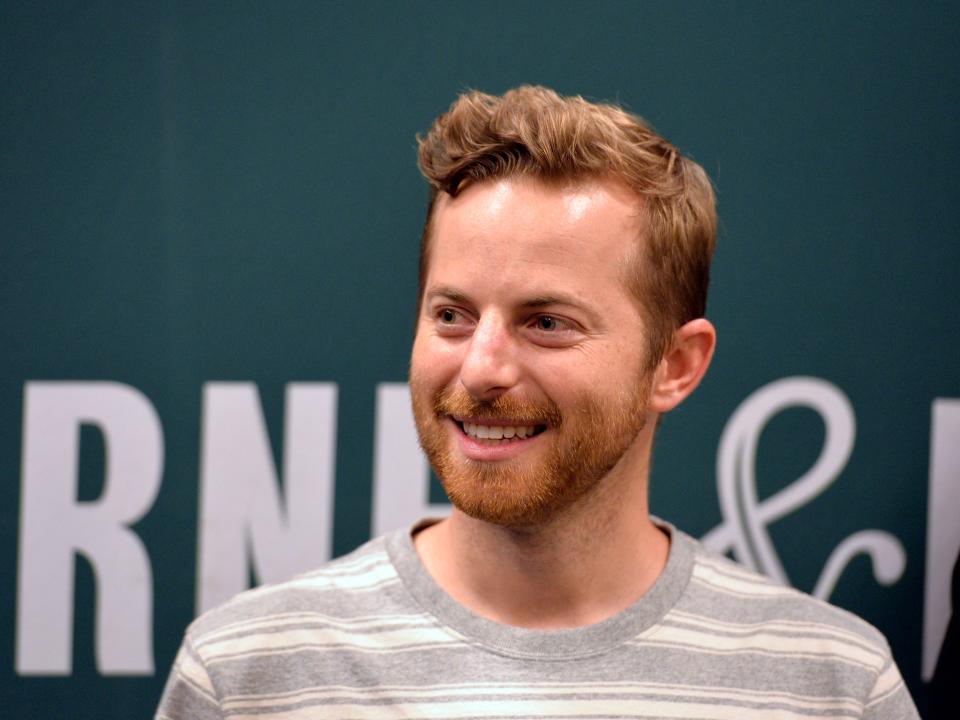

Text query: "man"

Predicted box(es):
[157, 86, 919, 719]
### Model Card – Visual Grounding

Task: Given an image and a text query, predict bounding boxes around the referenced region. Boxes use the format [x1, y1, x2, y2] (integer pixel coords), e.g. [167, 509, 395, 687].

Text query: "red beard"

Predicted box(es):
[410, 379, 650, 527]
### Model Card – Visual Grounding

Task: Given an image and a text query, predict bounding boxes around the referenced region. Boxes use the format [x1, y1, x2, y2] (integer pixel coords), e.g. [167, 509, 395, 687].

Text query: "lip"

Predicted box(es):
[446, 416, 546, 462]
[450, 414, 541, 427]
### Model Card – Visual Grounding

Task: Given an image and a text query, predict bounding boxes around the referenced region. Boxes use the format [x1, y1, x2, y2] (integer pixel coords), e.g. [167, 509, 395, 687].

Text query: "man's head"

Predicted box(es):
[416, 85, 717, 367]
[409, 86, 717, 528]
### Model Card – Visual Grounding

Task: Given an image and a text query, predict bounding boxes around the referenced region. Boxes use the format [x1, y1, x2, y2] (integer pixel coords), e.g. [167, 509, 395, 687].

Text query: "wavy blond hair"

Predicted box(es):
[416, 85, 717, 366]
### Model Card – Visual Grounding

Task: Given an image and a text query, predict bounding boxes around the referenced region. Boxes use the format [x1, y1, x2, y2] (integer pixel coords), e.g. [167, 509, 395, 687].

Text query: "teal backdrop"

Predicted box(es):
[2, 2, 959, 717]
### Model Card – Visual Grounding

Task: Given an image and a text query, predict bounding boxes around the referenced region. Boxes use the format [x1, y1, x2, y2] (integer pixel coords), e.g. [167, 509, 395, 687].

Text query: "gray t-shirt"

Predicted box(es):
[156, 520, 919, 719]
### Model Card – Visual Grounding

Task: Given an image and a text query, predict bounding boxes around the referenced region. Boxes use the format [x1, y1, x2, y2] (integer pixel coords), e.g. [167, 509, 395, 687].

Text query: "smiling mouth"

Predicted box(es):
[452, 417, 548, 444]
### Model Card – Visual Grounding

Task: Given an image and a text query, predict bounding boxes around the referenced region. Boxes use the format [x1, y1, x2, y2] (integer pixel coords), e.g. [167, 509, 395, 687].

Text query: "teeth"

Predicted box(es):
[462, 422, 537, 442]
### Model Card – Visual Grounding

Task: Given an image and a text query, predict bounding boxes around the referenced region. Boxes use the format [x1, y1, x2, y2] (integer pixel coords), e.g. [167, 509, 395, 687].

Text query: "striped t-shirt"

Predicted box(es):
[156, 520, 919, 719]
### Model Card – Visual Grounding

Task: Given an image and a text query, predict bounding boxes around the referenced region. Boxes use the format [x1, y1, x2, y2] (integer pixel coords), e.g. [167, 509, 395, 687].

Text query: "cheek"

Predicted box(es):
[546, 343, 634, 385]
[410, 333, 461, 388]
[539, 346, 647, 408]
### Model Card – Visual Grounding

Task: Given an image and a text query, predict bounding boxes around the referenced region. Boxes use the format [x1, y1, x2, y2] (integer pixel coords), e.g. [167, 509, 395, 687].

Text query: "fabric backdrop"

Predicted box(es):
[2, 2, 958, 717]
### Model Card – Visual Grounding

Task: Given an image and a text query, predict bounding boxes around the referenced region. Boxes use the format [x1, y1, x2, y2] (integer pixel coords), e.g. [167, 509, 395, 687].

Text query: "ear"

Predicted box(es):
[649, 318, 716, 414]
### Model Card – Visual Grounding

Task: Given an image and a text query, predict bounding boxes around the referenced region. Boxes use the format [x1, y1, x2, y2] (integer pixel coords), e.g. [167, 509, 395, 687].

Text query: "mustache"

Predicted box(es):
[434, 386, 563, 427]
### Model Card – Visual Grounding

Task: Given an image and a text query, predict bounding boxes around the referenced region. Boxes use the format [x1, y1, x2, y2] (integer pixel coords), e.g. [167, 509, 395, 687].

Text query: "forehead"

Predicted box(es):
[425, 177, 642, 303]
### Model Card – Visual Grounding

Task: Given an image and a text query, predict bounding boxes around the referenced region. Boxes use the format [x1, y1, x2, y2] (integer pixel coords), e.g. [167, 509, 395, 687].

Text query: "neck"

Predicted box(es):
[413, 447, 670, 629]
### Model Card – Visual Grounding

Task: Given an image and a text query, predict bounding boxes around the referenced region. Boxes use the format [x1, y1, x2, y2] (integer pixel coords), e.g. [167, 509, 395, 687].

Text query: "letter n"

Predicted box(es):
[197, 383, 337, 613]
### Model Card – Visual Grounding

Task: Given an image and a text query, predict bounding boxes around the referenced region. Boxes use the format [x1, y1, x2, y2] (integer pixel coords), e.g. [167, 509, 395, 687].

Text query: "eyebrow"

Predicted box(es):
[424, 286, 471, 305]
[521, 293, 585, 310]
[426, 286, 585, 308]
[523, 293, 603, 327]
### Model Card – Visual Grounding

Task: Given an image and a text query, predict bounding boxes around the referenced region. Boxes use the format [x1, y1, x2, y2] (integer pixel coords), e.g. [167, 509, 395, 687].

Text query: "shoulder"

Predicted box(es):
[649, 533, 919, 716]
[157, 531, 440, 715]
[670, 536, 892, 668]
[183, 533, 403, 646]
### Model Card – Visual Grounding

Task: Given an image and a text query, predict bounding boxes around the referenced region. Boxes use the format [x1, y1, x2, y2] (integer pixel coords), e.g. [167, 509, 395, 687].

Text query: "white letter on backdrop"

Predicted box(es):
[197, 383, 337, 614]
[702, 376, 905, 599]
[371, 383, 449, 537]
[923, 398, 960, 680]
[17, 382, 162, 675]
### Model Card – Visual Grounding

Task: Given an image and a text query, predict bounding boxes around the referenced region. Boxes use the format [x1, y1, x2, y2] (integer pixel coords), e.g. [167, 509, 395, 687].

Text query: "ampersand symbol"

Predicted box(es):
[700, 376, 906, 599]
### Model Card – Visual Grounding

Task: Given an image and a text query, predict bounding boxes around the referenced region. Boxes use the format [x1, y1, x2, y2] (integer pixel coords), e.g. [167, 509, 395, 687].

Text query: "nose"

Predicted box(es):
[459, 314, 520, 400]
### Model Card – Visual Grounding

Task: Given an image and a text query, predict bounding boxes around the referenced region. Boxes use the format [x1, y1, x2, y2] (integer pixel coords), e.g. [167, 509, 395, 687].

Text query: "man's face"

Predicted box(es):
[410, 176, 657, 527]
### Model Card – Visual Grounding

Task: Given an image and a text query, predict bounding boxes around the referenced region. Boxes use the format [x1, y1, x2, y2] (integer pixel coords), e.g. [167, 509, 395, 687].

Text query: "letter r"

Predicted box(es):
[17, 382, 162, 675]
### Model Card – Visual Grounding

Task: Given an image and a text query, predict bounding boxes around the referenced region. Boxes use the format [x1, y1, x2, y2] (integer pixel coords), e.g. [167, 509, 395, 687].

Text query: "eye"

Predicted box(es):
[439, 308, 458, 324]
[525, 313, 583, 348]
[533, 314, 572, 332]
[432, 306, 472, 336]
[535, 315, 560, 331]
[435, 308, 465, 325]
